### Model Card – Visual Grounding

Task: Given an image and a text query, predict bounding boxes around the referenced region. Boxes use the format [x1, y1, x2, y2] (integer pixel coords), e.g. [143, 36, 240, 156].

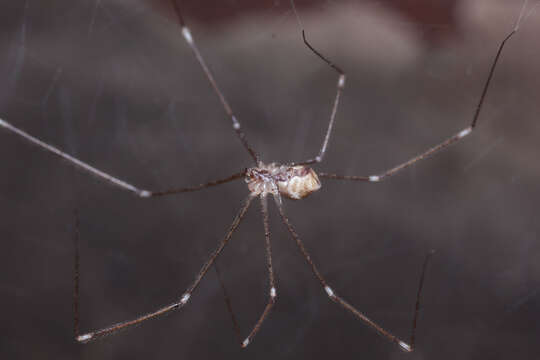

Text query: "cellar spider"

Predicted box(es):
[0, 0, 535, 354]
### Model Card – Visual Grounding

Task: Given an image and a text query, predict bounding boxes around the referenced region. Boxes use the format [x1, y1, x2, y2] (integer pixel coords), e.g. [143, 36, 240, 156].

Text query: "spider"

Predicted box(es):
[0, 0, 534, 354]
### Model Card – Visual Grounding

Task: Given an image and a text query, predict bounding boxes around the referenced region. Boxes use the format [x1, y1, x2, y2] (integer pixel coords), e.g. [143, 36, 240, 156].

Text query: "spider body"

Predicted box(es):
[245, 163, 321, 200]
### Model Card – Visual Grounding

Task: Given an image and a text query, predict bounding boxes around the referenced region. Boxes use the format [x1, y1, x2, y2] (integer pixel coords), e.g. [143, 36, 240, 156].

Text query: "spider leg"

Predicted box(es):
[288, 0, 345, 167]
[73, 195, 255, 343]
[241, 194, 277, 348]
[73, 210, 81, 340]
[0, 117, 244, 197]
[214, 261, 243, 344]
[147, 171, 246, 197]
[273, 196, 433, 352]
[319, 8, 524, 183]
[170, 0, 259, 164]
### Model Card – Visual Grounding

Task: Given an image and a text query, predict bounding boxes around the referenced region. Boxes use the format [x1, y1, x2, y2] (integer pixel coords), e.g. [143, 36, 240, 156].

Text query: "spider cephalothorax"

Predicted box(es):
[245, 163, 321, 199]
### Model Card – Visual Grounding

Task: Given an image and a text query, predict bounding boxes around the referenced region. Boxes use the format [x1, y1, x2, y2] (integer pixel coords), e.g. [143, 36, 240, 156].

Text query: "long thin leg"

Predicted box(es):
[148, 171, 245, 197]
[241, 194, 277, 348]
[289, 0, 345, 166]
[0, 117, 244, 197]
[273, 196, 433, 352]
[73, 195, 255, 343]
[73, 210, 81, 340]
[170, 0, 259, 164]
[320, 3, 528, 183]
[214, 261, 242, 344]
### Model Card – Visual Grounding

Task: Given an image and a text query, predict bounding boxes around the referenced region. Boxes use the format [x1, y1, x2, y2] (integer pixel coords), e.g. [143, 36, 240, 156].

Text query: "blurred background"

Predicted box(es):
[1, 0, 540, 359]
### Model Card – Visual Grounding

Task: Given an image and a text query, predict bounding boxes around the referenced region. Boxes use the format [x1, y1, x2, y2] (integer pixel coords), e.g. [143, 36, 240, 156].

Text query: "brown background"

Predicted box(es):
[1, 0, 540, 359]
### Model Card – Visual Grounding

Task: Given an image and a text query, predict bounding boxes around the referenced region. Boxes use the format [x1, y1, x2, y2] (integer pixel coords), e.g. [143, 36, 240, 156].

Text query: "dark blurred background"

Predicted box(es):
[1, 0, 540, 359]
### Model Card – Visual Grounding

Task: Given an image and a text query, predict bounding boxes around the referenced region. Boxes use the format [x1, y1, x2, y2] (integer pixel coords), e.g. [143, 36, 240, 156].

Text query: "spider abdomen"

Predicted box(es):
[277, 166, 321, 200]
[246, 163, 321, 199]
